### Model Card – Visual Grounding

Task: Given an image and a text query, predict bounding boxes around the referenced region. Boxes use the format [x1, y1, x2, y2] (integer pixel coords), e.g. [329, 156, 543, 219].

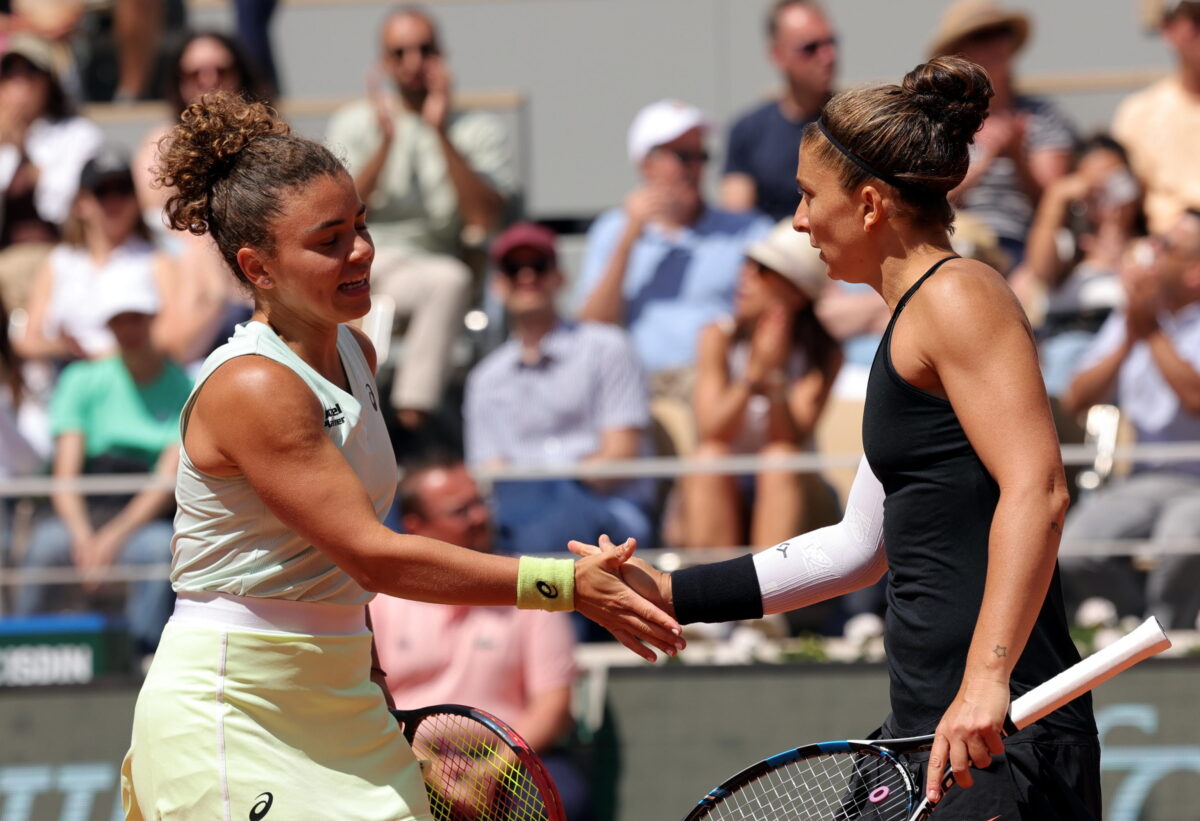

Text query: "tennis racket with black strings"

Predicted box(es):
[392, 704, 566, 821]
[683, 616, 1171, 821]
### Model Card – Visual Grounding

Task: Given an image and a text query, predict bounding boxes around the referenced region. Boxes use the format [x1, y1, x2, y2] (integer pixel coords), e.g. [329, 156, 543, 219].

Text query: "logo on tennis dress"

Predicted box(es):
[324, 404, 346, 428]
[249, 792, 273, 820]
[776, 542, 791, 558]
[536, 581, 559, 599]
[366, 383, 378, 411]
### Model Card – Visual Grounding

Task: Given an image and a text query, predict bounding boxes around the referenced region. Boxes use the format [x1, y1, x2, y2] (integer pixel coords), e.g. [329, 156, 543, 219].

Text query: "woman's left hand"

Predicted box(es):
[924, 677, 1009, 803]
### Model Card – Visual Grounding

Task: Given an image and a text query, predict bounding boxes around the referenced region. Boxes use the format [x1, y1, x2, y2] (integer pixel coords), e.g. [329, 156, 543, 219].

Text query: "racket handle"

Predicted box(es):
[1009, 616, 1170, 730]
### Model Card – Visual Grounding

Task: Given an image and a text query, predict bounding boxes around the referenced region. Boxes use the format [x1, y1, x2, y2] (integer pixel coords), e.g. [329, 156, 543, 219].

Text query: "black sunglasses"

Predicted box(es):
[389, 41, 439, 60]
[796, 35, 837, 57]
[667, 149, 711, 165]
[500, 258, 552, 278]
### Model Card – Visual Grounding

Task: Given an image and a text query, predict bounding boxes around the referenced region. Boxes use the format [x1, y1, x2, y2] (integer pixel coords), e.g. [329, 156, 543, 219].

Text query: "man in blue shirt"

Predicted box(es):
[721, 0, 838, 220]
[467, 222, 654, 555]
[576, 100, 771, 383]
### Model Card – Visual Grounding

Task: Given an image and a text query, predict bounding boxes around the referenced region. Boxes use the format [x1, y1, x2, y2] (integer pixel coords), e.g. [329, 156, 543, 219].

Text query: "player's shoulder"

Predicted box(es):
[198, 354, 322, 421]
[912, 258, 1030, 350]
[343, 324, 378, 375]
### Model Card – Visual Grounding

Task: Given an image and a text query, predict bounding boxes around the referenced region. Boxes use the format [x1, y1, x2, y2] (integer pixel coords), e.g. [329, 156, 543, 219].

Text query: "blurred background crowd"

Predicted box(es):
[2, 2, 1200, 805]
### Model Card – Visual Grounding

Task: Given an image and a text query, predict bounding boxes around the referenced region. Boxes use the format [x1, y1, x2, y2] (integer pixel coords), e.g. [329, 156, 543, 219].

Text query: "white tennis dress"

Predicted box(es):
[121, 321, 433, 821]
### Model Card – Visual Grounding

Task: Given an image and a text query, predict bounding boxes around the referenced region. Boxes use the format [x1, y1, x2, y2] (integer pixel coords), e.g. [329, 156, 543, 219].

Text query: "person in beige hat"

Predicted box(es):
[680, 217, 842, 551]
[928, 0, 1074, 268]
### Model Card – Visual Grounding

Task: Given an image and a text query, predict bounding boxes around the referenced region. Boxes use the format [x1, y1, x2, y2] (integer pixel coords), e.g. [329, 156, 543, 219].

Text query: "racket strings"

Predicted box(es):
[701, 751, 913, 820]
[411, 712, 552, 821]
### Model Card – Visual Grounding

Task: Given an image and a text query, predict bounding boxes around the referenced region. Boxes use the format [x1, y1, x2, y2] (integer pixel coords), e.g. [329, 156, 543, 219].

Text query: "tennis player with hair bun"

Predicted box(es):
[576, 55, 1100, 819]
[118, 91, 683, 821]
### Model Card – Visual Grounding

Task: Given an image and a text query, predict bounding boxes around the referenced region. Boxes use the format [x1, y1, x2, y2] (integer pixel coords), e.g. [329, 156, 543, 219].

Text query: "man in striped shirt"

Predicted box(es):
[464, 222, 654, 556]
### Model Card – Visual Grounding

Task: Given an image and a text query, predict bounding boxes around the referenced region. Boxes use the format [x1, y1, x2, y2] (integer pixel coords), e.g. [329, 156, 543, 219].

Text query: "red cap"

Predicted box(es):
[490, 222, 558, 268]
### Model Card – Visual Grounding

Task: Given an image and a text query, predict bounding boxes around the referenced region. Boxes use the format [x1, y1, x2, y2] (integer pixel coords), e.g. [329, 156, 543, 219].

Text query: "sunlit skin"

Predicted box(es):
[178, 36, 242, 105]
[236, 172, 375, 334]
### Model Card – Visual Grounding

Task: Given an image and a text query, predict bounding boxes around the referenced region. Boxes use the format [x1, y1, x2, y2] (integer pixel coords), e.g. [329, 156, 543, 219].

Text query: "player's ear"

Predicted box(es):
[237, 247, 272, 290]
[860, 184, 887, 232]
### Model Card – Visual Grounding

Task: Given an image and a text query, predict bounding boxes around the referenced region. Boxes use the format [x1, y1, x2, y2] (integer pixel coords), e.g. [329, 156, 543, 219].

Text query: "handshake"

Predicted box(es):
[568, 535, 682, 661]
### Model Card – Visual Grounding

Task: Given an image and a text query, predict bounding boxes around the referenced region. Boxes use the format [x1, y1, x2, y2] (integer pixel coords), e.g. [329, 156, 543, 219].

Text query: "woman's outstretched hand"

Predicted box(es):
[571, 536, 683, 661]
[569, 535, 676, 619]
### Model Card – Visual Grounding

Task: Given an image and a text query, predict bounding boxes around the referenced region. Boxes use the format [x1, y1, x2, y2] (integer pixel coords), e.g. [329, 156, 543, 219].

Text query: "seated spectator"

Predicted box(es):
[16, 149, 177, 364]
[132, 30, 266, 365]
[13, 276, 189, 657]
[1016, 135, 1145, 396]
[326, 5, 517, 431]
[576, 100, 771, 452]
[928, 0, 1073, 267]
[681, 219, 841, 549]
[466, 222, 653, 555]
[721, 0, 837, 220]
[0, 292, 49, 559]
[0, 32, 102, 311]
[1059, 208, 1200, 629]
[1113, 0, 1200, 236]
[370, 454, 591, 820]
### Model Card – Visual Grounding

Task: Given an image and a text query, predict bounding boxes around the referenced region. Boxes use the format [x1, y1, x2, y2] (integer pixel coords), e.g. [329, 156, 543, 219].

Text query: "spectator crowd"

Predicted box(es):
[4, 1, 1200, 811]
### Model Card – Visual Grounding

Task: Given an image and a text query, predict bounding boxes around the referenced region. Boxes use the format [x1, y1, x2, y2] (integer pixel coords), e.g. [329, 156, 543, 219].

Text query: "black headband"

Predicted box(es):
[816, 118, 913, 191]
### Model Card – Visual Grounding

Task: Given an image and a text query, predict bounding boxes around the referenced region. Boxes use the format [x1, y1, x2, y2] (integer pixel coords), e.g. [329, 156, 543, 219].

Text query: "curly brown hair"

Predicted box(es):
[155, 91, 346, 285]
[801, 55, 993, 230]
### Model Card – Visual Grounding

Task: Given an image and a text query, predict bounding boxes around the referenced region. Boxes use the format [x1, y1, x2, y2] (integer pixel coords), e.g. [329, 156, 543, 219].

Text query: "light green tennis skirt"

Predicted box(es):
[121, 596, 433, 820]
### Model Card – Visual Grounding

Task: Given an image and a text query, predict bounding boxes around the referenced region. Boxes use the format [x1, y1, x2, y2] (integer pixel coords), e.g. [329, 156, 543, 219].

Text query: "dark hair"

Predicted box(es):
[155, 91, 347, 286]
[801, 55, 993, 230]
[1076, 132, 1129, 166]
[397, 448, 466, 519]
[164, 30, 270, 117]
[766, 0, 825, 38]
[0, 53, 71, 120]
[0, 294, 24, 408]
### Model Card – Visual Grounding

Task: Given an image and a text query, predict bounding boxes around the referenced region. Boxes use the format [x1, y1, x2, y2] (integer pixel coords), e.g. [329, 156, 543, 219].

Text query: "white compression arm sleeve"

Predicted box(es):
[752, 456, 888, 615]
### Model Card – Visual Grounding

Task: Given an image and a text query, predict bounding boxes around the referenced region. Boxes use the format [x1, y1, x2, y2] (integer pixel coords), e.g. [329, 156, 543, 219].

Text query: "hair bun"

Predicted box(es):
[157, 91, 289, 235]
[901, 55, 993, 144]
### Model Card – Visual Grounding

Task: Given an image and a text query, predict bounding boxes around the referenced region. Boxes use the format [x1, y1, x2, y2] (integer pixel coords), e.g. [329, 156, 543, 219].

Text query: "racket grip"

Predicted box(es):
[1009, 616, 1170, 729]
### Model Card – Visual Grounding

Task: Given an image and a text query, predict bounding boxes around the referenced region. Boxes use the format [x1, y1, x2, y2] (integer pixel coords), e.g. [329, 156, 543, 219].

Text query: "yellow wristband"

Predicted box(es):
[517, 556, 575, 612]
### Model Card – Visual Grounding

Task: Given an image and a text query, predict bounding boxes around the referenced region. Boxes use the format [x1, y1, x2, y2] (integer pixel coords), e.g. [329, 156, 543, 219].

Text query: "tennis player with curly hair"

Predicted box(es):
[118, 92, 682, 821]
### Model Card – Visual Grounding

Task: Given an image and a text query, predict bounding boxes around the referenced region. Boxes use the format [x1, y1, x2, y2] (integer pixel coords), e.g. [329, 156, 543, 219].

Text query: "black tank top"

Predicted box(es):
[862, 257, 1094, 737]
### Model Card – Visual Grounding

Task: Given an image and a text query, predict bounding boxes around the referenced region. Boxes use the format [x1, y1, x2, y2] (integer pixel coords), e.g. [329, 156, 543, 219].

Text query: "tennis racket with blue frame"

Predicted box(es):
[682, 616, 1171, 821]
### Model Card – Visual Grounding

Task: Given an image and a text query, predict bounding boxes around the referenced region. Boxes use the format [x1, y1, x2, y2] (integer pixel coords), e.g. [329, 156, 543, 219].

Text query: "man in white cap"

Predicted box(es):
[1113, 0, 1200, 235]
[576, 100, 771, 440]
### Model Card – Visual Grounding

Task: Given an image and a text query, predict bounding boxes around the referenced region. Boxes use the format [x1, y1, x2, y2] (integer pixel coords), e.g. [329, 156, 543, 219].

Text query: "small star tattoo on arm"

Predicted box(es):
[1050, 521, 1063, 536]
[993, 645, 1008, 658]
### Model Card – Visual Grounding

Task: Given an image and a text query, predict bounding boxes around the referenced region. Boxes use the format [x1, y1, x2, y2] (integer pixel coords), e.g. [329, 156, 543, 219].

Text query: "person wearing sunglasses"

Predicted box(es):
[132, 31, 269, 368]
[722, 0, 839, 221]
[16, 148, 178, 367]
[466, 222, 654, 558]
[577, 100, 771, 458]
[328, 4, 517, 433]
